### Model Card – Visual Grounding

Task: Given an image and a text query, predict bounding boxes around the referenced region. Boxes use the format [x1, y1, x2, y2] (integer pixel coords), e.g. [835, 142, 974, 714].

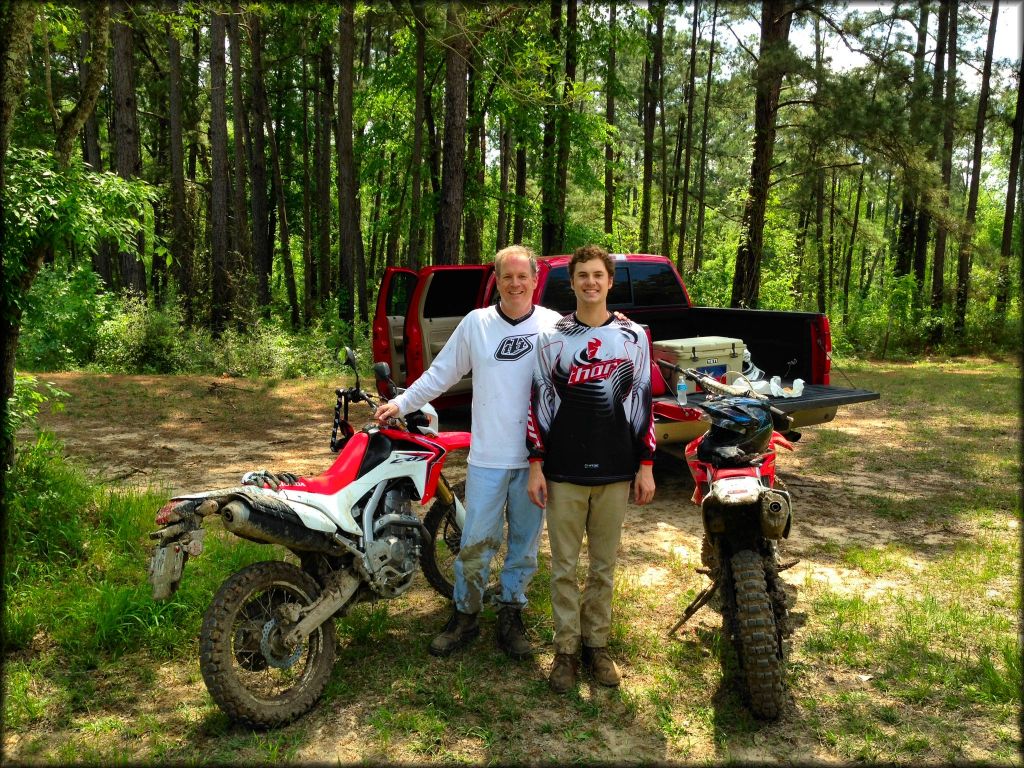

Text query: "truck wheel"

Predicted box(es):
[729, 549, 785, 720]
[421, 481, 506, 603]
[199, 561, 335, 728]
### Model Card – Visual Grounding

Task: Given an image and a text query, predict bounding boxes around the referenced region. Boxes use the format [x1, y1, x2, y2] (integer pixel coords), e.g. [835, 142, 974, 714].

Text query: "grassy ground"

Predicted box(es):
[3, 356, 1020, 764]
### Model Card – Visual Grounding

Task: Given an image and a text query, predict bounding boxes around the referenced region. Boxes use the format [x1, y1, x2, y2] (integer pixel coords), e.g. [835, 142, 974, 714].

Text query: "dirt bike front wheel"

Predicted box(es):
[199, 560, 336, 728]
[420, 480, 507, 602]
[729, 548, 785, 720]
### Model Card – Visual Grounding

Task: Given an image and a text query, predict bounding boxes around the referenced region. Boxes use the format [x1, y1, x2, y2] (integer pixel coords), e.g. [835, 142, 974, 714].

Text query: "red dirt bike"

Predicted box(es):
[661, 364, 799, 721]
[147, 348, 471, 727]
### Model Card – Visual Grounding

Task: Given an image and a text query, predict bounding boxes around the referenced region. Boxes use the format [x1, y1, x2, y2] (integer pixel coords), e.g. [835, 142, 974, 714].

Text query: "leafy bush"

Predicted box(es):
[5, 375, 90, 589]
[18, 265, 113, 370]
[92, 295, 219, 374]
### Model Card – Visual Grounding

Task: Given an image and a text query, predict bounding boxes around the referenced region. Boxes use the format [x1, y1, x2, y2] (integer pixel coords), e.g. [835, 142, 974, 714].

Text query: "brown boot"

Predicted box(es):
[496, 604, 533, 660]
[548, 652, 578, 693]
[582, 645, 621, 687]
[429, 610, 479, 657]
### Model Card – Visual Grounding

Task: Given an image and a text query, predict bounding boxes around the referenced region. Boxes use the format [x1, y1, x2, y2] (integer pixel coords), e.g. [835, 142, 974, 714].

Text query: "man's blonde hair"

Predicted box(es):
[494, 245, 539, 277]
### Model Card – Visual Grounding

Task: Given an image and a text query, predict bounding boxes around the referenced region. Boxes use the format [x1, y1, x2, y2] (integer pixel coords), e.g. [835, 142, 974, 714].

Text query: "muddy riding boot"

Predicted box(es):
[429, 609, 480, 657]
[496, 604, 532, 660]
[582, 645, 621, 687]
[548, 652, 579, 693]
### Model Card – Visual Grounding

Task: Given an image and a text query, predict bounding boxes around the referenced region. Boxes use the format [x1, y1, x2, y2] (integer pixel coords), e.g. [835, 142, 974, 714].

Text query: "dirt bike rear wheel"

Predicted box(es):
[420, 479, 507, 602]
[729, 549, 785, 720]
[199, 560, 335, 728]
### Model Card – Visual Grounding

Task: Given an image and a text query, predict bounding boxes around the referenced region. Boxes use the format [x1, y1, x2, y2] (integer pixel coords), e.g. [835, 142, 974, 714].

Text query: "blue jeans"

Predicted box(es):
[453, 465, 544, 614]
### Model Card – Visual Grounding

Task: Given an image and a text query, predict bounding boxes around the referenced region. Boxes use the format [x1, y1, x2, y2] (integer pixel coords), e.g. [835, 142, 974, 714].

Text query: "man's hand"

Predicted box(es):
[633, 464, 655, 505]
[374, 402, 400, 424]
[527, 461, 547, 508]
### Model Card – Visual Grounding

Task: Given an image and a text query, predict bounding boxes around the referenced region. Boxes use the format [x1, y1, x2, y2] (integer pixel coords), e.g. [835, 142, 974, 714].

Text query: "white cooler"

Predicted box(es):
[653, 336, 746, 395]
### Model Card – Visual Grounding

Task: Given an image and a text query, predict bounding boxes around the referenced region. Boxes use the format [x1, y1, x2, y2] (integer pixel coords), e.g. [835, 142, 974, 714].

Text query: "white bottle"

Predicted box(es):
[677, 380, 688, 404]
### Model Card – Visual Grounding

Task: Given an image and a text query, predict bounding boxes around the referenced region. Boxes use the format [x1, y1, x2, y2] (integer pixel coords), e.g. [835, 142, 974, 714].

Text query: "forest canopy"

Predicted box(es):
[2, 1, 1020, 370]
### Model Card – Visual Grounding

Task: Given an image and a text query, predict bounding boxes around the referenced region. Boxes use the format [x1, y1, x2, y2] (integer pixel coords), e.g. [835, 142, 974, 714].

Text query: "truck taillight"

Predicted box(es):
[813, 315, 832, 385]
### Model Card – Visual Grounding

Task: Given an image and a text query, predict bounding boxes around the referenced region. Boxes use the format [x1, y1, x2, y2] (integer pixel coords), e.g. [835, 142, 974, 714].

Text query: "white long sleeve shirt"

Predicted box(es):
[392, 304, 563, 469]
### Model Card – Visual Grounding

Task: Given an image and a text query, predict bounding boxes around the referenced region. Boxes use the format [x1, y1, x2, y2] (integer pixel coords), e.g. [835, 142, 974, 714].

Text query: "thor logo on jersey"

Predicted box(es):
[568, 358, 624, 385]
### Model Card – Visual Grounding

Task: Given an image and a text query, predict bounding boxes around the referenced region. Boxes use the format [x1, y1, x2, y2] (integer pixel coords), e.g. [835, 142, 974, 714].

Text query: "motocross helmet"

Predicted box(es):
[696, 396, 773, 467]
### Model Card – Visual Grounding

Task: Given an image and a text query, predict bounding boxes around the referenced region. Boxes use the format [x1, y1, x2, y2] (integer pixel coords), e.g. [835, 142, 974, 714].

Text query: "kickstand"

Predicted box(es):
[667, 579, 719, 636]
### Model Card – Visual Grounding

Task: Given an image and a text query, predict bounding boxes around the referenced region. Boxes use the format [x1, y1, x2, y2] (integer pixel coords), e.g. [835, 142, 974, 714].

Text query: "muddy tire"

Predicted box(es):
[199, 561, 335, 728]
[421, 481, 506, 602]
[729, 549, 785, 720]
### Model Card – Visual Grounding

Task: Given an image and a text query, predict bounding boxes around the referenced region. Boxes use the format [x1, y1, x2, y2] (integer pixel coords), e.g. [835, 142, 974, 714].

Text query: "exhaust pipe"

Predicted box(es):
[222, 501, 343, 555]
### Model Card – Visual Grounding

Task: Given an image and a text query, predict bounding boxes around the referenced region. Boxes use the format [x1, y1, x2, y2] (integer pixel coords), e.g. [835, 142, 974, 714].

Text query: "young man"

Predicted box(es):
[526, 244, 656, 693]
[374, 245, 562, 659]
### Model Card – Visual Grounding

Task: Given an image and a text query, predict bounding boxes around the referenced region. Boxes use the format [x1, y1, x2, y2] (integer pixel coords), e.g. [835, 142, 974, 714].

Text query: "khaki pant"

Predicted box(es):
[546, 480, 630, 655]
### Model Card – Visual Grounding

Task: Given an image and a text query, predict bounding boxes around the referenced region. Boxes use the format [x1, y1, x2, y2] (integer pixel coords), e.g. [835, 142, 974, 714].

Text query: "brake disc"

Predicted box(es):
[260, 619, 303, 669]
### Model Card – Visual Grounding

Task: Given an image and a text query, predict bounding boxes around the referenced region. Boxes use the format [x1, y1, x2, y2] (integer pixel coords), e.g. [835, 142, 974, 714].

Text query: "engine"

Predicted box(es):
[363, 487, 422, 597]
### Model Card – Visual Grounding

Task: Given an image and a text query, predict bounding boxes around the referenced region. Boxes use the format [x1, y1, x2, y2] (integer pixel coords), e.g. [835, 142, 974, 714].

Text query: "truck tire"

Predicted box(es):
[729, 549, 785, 720]
[199, 561, 335, 728]
[421, 481, 506, 603]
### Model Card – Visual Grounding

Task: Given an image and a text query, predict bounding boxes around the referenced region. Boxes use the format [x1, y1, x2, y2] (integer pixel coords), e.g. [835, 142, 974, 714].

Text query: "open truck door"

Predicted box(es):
[373, 267, 418, 386]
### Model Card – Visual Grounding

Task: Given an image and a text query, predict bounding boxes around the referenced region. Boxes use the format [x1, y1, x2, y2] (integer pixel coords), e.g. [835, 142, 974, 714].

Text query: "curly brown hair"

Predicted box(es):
[569, 244, 614, 279]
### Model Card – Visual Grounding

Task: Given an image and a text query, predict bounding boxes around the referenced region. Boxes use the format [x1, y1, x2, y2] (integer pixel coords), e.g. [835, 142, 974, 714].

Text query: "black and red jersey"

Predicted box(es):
[527, 313, 656, 485]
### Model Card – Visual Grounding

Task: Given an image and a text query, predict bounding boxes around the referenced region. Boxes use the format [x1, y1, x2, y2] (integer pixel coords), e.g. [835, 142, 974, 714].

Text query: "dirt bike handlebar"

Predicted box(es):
[656, 359, 793, 426]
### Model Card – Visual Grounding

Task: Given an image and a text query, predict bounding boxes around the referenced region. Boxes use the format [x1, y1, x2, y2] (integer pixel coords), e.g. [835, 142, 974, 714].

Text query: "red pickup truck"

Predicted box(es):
[372, 254, 878, 447]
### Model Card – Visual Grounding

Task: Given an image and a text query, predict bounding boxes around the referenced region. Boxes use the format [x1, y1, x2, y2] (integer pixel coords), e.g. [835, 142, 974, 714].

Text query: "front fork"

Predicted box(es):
[434, 474, 468, 528]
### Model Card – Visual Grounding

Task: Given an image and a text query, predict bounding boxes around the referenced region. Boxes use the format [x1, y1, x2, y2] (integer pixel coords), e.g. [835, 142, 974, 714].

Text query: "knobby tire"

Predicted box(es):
[199, 560, 336, 728]
[729, 549, 785, 720]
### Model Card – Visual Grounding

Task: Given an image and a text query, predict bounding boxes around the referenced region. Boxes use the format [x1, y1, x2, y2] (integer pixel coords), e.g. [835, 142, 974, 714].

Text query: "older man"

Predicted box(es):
[375, 245, 562, 659]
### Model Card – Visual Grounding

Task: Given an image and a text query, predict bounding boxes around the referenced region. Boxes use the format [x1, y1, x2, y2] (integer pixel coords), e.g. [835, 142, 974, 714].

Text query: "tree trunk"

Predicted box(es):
[261, 68, 300, 330]
[1, 1, 40, 483]
[337, 0, 358, 326]
[463, 51, 482, 264]
[894, 0, 931, 282]
[954, 0, 999, 334]
[693, 0, 719, 271]
[514, 135, 527, 243]
[604, 0, 616, 236]
[677, 0, 700, 267]
[318, 42, 333, 302]
[79, 10, 115, 289]
[168, 17, 190, 321]
[730, 0, 794, 308]
[111, 0, 147, 294]
[542, 0, 561, 255]
[814, 167, 827, 314]
[639, 2, 663, 254]
[843, 167, 865, 325]
[228, 4, 251, 280]
[930, 1, 958, 342]
[496, 118, 510, 251]
[407, 1, 427, 269]
[247, 13, 271, 313]
[58, 4, 110, 167]
[209, 10, 231, 334]
[438, 1, 468, 264]
[301, 42, 313, 325]
[995, 37, 1024, 318]
[554, 0, 576, 253]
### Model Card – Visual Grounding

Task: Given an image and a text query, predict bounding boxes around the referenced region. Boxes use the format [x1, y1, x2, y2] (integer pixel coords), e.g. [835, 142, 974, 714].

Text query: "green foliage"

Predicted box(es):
[18, 265, 114, 370]
[5, 372, 68, 439]
[3, 147, 154, 300]
[94, 294, 200, 374]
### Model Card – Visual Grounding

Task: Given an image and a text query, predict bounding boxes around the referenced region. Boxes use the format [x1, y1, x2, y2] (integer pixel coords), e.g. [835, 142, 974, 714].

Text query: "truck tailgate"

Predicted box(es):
[651, 383, 879, 448]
